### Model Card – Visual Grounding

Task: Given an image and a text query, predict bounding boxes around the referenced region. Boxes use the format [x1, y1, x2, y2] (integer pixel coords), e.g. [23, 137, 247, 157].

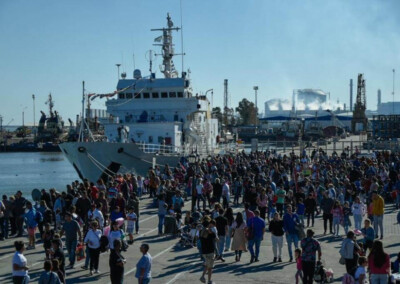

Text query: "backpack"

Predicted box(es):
[35, 211, 43, 223]
[99, 235, 109, 253]
[342, 273, 355, 284]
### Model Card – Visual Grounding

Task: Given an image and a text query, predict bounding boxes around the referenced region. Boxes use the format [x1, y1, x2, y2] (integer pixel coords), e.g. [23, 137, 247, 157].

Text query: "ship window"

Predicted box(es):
[126, 93, 133, 99]
[143, 93, 150, 99]
[169, 92, 176, 98]
[152, 92, 159, 98]
[119, 93, 126, 99]
[149, 136, 153, 143]
[177, 92, 183, 98]
[161, 92, 168, 98]
[134, 93, 141, 99]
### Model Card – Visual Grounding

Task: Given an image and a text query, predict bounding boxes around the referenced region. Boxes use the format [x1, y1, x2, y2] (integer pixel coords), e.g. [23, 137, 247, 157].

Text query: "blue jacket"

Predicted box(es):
[283, 213, 299, 235]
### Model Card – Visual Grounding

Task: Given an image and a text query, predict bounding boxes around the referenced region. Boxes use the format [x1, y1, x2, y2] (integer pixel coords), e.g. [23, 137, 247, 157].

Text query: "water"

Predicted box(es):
[0, 152, 79, 200]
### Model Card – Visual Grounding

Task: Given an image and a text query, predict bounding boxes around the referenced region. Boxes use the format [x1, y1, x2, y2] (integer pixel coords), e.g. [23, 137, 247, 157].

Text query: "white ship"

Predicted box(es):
[60, 14, 221, 182]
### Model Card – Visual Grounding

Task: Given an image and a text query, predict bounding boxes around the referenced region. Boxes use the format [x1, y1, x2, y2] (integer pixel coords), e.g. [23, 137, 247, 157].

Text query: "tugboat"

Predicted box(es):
[59, 14, 221, 182]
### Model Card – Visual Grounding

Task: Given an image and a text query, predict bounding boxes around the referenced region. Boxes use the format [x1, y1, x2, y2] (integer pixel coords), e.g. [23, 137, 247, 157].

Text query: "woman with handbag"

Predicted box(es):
[84, 221, 102, 275]
[108, 221, 128, 252]
[231, 212, 247, 262]
[340, 230, 361, 276]
[269, 212, 284, 262]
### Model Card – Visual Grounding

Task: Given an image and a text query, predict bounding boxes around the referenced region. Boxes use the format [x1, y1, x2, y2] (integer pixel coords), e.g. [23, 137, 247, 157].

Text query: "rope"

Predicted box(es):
[86, 153, 114, 179]
[86, 152, 116, 176]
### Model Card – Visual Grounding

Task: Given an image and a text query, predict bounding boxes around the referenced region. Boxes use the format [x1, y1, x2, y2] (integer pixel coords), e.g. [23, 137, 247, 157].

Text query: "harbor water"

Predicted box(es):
[0, 152, 79, 199]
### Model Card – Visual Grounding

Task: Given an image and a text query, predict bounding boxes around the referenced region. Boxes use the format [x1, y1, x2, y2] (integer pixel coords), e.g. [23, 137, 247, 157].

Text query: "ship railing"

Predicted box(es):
[137, 143, 183, 155]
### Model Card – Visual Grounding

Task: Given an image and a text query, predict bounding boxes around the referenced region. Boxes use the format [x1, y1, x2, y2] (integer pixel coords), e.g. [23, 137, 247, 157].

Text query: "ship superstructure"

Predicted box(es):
[59, 14, 219, 182]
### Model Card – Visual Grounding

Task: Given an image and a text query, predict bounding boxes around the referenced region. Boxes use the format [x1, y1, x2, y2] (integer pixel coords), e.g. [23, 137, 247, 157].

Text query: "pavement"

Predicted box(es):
[1, 198, 399, 284]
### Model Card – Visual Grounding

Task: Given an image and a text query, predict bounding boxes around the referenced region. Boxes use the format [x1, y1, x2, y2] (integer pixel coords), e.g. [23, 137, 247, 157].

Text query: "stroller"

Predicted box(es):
[314, 261, 328, 283]
[178, 224, 195, 247]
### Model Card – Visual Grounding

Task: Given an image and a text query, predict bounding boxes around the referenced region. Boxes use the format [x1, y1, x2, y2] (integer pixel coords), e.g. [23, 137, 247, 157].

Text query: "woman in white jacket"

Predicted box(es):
[351, 196, 366, 230]
[84, 221, 102, 275]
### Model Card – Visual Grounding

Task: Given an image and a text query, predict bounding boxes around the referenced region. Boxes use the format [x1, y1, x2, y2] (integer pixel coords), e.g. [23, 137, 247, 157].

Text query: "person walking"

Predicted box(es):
[215, 208, 228, 262]
[109, 239, 125, 284]
[24, 201, 38, 249]
[268, 212, 284, 262]
[368, 240, 390, 284]
[135, 243, 152, 284]
[351, 196, 366, 230]
[320, 192, 334, 235]
[231, 212, 247, 262]
[84, 221, 102, 275]
[331, 200, 343, 237]
[283, 205, 300, 262]
[157, 195, 167, 236]
[304, 193, 317, 227]
[246, 209, 266, 263]
[256, 190, 268, 220]
[12, 241, 30, 284]
[60, 212, 82, 269]
[340, 230, 361, 276]
[371, 191, 384, 239]
[300, 229, 322, 284]
[200, 218, 217, 284]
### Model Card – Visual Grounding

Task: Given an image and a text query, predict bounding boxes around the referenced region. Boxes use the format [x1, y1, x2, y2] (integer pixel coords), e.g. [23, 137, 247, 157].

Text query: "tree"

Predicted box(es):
[212, 107, 223, 125]
[235, 98, 257, 125]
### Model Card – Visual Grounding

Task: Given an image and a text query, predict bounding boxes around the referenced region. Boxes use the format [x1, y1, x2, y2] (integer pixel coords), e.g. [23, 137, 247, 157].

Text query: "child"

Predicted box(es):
[354, 256, 367, 284]
[295, 248, 303, 284]
[42, 223, 54, 260]
[342, 201, 352, 235]
[331, 200, 343, 237]
[126, 207, 137, 245]
[296, 198, 305, 226]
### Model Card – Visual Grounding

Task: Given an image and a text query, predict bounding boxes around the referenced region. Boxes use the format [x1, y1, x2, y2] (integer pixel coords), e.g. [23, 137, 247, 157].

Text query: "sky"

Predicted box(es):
[0, 0, 399, 125]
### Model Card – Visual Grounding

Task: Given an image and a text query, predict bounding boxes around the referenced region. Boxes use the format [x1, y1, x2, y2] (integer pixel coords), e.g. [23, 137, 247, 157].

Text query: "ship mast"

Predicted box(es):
[151, 13, 182, 78]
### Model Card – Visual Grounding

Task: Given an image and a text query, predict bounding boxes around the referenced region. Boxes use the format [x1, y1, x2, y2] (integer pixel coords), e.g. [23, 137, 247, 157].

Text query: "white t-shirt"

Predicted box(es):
[354, 266, 366, 282]
[12, 252, 28, 277]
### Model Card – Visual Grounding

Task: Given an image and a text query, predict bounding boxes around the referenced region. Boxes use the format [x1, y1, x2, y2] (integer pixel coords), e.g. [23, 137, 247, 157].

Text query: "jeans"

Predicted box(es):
[276, 203, 284, 215]
[373, 215, 384, 237]
[137, 187, 142, 198]
[217, 235, 226, 257]
[0, 217, 6, 239]
[12, 275, 29, 284]
[138, 278, 151, 284]
[323, 213, 333, 233]
[197, 195, 206, 211]
[353, 214, 362, 230]
[271, 235, 283, 258]
[65, 239, 78, 265]
[286, 233, 299, 259]
[333, 217, 341, 236]
[84, 245, 91, 267]
[306, 212, 314, 227]
[302, 261, 316, 284]
[298, 214, 304, 226]
[136, 216, 139, 233]
[158, 214, 165, 235]
[225, 227, 232, 250]
[370, 274, 388, 284]
[248, 237, 262, 258]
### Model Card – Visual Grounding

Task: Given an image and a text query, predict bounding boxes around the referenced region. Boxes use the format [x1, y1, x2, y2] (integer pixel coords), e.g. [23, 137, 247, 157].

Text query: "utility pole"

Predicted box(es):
[253, 86, 259, 134]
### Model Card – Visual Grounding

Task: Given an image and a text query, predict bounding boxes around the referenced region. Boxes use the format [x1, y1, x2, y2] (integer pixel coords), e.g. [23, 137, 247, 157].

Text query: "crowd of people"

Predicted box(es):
[1, 147, 400, 283]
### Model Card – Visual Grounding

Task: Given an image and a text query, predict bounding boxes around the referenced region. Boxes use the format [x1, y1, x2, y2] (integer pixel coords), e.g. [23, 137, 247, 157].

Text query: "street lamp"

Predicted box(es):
[393, 69, 396, 115]
[116, 64, 121, 80]
[253, 86, 259, 134]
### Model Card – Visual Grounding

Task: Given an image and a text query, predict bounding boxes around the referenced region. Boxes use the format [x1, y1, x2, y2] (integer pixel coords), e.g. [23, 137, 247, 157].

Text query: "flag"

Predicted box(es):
[154, 35, 163, 42]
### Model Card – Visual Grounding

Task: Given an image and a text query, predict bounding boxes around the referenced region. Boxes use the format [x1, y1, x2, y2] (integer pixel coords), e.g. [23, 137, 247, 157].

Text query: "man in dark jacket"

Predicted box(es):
[200, 219, 216, 284]
[13, 191, 26, 237]
[320, 192, 334, 235]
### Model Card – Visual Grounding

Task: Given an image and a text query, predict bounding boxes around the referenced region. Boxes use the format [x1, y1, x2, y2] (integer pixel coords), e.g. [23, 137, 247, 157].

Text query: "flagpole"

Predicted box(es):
[180, 0, 184, 75]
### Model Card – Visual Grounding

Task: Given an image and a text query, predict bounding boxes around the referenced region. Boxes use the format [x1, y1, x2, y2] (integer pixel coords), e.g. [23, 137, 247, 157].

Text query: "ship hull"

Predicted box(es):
[59, 142, 180, 182]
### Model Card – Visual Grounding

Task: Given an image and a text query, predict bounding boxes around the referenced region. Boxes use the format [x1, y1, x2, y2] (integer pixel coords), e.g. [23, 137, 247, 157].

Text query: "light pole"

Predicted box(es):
[253, 86, 259, 134]
[205, 88, 213, 109]
[32, 94, 36, 139]
[393, 69, 396, 115]
[116, 64, 121, 80]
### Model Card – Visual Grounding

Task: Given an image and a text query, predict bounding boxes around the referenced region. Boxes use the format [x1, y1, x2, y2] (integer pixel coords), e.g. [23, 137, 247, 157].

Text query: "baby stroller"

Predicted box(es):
[179, 225, 194, 247]
[314, 261, 328, 283]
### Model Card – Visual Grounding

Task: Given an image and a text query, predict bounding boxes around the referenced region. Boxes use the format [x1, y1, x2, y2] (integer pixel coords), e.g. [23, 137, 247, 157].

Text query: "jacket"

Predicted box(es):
[340, 238, 356, 259]
[372, 195, 384, 215]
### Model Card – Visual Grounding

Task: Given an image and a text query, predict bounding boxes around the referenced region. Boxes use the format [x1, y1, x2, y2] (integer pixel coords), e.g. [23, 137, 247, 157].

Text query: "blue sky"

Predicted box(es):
[0, 0, 399, 125]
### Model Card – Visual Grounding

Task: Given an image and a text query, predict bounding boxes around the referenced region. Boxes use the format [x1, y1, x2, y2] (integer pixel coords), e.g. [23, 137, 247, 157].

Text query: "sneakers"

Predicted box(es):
[81, 266, 88, 270]
[250, 255, 255, 263]
[278, 257, 282, 262]
[200, 276, 206, 283]
[254, 257, 259, 262]
[220, 257, 225, 262]
[273, 257, 277, 263]
[66, 264, 74, 269]
[94, 270, 100, 274]
[289, 257, 293, 262]
[89, 270, 93, 276]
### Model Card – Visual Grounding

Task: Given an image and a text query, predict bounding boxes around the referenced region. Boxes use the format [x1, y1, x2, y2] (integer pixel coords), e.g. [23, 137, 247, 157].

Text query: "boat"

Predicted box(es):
[59, 14, 220, 182]
[36, 93, 65, 143]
